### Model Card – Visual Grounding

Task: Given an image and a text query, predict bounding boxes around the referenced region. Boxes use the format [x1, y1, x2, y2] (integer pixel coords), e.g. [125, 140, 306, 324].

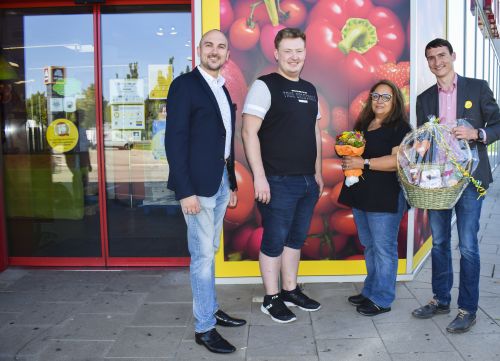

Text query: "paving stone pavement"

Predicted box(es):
[1, 167, 499, 361]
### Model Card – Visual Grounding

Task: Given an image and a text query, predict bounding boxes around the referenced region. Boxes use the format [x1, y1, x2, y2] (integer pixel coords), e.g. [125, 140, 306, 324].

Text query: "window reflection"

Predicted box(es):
[101, 5, 191, 257]
[1, 8, 101, 257]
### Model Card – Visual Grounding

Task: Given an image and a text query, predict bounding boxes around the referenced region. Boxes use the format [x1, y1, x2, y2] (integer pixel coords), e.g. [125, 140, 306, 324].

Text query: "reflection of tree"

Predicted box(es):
[26, 91, 47, 124]
[180, 65, 191, 75]
[126, 62, 138, 79]
[168, 56, 174, 75]
[75, 84, 97, 129]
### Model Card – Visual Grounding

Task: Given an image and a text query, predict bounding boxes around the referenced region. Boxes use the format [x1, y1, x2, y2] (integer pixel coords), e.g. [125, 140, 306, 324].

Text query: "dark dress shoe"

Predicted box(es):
[446, 309, 476, 333]
[412, 299, 450, 319]
[356, 299, 391, 316]
[348, 294, 368, 306]
[215, 310, 246, 327]
[195, 328, 236, 354]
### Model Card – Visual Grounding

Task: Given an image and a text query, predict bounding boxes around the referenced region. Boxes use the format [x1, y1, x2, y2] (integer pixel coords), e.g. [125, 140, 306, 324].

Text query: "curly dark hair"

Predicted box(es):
[353, 80, 409, 131]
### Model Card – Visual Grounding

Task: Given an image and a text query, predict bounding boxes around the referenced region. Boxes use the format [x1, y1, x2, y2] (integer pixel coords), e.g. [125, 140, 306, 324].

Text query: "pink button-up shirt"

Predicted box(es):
[437, 74, 487, 142]
[438, 73, 458, 127]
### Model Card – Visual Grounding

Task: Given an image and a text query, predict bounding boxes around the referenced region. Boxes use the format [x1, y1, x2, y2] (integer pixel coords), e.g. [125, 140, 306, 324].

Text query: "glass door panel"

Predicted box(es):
[101, 5, 191, 257]
[0, 7, 101, 257]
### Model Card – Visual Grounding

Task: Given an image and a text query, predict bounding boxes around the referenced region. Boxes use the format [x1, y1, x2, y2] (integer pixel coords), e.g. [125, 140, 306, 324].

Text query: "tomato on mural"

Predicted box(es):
[220, 0, 421, 262]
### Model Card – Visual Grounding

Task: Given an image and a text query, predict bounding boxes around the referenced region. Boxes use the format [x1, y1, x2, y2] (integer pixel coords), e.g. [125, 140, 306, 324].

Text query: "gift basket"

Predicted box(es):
[397, 117, 484, 210]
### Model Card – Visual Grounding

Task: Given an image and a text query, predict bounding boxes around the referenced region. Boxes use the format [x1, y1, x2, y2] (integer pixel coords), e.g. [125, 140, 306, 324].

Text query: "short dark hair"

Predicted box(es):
[354, 80, 409, 131]
[425, 38, 453, 58]
[274, 28, 306, 49]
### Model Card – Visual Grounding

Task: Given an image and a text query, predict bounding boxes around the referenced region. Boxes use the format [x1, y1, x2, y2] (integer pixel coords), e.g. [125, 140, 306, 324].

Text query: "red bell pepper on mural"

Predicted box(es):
[306, 0, 405, 92]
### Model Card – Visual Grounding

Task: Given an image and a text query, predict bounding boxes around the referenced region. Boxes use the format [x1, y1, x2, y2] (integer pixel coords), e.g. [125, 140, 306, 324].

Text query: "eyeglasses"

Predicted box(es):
[370, 92, 392, 102]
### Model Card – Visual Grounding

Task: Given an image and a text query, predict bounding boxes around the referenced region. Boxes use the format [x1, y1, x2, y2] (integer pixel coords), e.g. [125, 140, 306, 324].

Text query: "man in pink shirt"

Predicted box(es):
[412, 38, 500, 333]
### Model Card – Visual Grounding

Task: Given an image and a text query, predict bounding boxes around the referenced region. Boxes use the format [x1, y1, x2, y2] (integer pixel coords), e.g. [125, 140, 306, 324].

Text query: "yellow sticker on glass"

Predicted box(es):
[46, 118, 79, 153]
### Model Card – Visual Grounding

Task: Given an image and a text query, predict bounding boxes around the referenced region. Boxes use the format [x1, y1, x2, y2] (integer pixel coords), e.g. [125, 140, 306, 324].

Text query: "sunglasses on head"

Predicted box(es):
[370, 92, 392, 102]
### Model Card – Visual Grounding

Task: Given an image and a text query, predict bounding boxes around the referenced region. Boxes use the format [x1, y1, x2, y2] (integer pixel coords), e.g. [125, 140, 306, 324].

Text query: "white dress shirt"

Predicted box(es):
[198, 66, 232, 159]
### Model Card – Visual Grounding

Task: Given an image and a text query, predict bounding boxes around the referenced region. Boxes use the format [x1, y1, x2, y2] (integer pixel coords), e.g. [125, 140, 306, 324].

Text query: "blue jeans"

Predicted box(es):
[429, 183, 483, 314]
[257, 175, 319, 257]
[352, 191, 406, 308]
[184, 168, 230, 333]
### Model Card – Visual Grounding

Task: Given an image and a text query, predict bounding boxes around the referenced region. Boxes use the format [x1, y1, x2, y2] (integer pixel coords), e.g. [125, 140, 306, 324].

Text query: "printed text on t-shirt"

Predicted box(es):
[282, 89, 317, 103]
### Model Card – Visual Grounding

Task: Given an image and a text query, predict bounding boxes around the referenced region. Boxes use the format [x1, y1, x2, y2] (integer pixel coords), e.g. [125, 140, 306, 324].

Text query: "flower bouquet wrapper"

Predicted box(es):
[335, 131, 366, 187]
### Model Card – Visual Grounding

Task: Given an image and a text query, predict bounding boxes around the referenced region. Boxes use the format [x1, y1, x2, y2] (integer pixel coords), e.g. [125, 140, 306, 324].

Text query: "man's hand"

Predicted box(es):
[254, 175, 271, 204]
[228, 190, 238, 208]
[315, 173, 324, 195]
[180, 195, 201, 215]
[452, 126, 478, 141]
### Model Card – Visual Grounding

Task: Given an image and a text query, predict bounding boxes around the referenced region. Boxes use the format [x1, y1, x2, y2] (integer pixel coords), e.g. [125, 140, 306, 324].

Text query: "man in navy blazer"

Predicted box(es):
[412, 38, 500, 333]
[165, 29, 245, 354]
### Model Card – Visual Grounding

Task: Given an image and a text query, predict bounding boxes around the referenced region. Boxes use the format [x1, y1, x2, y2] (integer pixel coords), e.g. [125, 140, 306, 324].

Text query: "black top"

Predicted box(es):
[258, 73, 318, 176]
[338, 122, 412, 212]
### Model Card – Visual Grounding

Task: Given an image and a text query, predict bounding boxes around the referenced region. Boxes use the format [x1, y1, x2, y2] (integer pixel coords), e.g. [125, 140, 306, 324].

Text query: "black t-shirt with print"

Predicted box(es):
[258, 73, 318, 176]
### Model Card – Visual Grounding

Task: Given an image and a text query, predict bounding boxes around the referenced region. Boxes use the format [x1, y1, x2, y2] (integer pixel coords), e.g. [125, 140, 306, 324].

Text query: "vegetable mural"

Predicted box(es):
[220, 0, 427, 262]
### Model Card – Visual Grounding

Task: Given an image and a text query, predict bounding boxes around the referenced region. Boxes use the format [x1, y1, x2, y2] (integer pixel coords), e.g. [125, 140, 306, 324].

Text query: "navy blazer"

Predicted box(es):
[416, 75, 500, 189]
[165, 67, 237, 200]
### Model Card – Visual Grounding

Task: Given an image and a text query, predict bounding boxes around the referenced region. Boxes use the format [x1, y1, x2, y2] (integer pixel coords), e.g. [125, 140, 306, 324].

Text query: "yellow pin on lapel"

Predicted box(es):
[465, 100, 473, 109]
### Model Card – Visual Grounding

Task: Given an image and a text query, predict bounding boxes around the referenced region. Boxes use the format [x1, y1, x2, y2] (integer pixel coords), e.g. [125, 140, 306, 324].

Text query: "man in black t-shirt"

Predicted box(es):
[242, 28, 323, 323]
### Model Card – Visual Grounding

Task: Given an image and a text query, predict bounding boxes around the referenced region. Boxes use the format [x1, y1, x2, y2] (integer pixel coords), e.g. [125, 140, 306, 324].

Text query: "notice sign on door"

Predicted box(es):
[111, 104, 145, 130]
[109, 79, 144, 104]
[46, 118, 79, 153]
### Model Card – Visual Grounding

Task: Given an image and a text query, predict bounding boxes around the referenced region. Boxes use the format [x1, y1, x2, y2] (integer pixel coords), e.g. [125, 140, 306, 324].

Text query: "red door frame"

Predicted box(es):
[0, 153, 7, 271]
[0, 0, 192, 268]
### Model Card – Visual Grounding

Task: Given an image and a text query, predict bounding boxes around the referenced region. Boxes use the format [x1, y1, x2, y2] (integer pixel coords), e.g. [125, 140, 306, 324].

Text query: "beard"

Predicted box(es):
[201, 55, 224, 72]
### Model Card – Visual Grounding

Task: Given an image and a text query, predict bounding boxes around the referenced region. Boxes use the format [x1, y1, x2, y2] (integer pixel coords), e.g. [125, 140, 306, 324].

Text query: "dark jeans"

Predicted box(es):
[258, 175, 319, 257]
[429, 183, 483, 314]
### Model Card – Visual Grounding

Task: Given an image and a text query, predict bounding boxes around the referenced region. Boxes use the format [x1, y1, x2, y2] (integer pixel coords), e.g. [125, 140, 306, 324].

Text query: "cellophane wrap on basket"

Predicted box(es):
[396, 117, 480, 210]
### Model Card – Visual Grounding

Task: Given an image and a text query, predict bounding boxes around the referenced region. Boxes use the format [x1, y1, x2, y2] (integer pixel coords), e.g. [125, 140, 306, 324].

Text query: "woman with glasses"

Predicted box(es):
[338, 79, 411, 316]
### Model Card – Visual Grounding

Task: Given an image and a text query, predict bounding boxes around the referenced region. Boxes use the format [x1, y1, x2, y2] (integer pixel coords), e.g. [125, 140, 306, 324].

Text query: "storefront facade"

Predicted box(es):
[0, 0, 194, 268]
[1, 0, 499, 277]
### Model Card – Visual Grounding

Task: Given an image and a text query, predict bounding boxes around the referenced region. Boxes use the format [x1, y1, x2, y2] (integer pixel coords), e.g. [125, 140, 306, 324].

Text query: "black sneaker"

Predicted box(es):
[412, 299, 450, 319]
[261, 294, 297, 323]
[356, 299, 391, 316]
[281, 286, 321, 311]
[348, 293, 368, 306]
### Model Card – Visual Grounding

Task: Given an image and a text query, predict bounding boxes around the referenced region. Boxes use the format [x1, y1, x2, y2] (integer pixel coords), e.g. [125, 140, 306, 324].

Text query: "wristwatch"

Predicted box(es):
[477, 128, 484, 142]
[364, 158, 370, 170]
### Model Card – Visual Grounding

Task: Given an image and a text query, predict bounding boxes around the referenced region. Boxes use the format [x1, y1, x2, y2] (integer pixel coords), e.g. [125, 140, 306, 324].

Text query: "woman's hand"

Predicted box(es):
[342, 156, 364, 170]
